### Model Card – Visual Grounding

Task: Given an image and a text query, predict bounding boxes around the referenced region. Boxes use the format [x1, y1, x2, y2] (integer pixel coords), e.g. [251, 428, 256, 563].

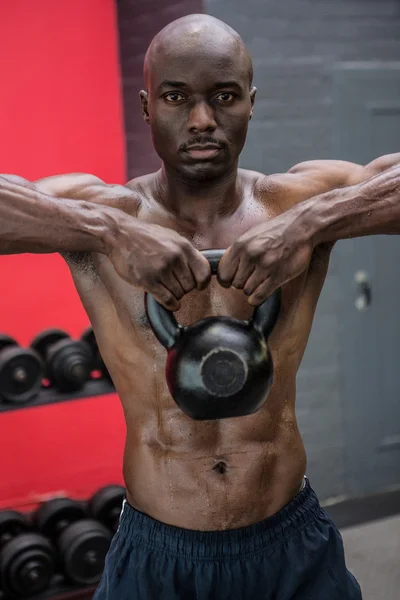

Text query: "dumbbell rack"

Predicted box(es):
[0, 327, 116, 413]
[0, 487, 125, 599]
[0, 378, 115, 413]
[0, 327, 123, 597]
[0, 580, 96, 600]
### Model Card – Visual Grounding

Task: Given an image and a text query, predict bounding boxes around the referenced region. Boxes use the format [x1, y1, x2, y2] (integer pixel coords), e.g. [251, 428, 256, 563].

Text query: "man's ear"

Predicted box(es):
[249, 86, 257, 120]
[140, 90, 150, 125]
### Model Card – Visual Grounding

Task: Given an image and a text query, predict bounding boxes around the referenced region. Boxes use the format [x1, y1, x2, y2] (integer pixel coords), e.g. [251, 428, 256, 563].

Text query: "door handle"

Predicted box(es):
[354, 270, 372, 311]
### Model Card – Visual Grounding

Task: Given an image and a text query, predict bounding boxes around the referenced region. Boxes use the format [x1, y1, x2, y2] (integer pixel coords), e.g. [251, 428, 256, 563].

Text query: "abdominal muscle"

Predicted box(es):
[119, 370, 307, 531]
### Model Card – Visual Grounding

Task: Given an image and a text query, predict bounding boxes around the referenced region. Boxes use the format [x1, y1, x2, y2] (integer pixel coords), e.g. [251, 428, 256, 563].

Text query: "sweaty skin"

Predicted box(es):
[1, 15, 399, 531]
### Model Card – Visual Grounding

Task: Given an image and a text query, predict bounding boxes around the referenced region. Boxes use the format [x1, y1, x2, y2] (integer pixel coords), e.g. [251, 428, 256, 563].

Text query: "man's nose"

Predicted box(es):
[187, 101, 217, 133]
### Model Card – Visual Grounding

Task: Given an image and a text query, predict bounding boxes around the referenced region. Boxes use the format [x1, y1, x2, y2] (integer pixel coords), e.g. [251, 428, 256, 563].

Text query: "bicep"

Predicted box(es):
[261, 155, 400, 210]
[35, 173, 140, 213]
[3, 172, 139, 212]
[1, 172, 107, 200]
[287, 160, 363, 192]
[263, 160, 361, 209]
[287, 154, 400, 191]
[347, 153, 400, 185]
[35, 173, 107, 201]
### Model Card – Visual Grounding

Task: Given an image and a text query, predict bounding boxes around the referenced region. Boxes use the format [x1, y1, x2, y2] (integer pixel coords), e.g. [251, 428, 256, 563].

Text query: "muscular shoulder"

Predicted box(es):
[33, 173, 141, 216]
[253, 160, 362, 211]
[254, 155, 400, 210]
[31, 173, 141, 275]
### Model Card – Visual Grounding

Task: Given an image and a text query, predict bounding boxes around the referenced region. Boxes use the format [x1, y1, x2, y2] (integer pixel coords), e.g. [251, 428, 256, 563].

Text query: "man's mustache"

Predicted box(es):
[179, 136, 225, 151]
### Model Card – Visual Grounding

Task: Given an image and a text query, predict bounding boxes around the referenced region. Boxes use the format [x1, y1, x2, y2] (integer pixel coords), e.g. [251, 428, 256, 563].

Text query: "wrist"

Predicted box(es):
[284, 197, 323, 249]
[95, 204, 126, 255]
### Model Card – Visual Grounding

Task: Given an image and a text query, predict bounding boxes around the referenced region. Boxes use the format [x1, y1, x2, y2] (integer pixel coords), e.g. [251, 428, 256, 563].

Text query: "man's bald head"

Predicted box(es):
[139, 15, 256, 182]
[143, 14, 253, 90]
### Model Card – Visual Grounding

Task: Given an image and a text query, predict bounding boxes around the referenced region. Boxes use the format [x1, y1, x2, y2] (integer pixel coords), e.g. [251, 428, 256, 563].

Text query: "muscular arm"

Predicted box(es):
[219, 153, 400, 303]
[0, 173, 210, 309]
[0, 173, 134, 255]
[270, 153, 400, 243]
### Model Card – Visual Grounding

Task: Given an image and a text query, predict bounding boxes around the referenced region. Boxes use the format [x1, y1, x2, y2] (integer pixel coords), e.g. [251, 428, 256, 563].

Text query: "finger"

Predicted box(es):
[150, 284, 181, 311]
[217, 248, 240, 288]
[173, 262, 197, 294]
[247, 278, 275, 307]
[243, 268, 266, 297]
[189, 252, 212, 290]
[160, 271, 186, 301]
[231, 259, 255, 290]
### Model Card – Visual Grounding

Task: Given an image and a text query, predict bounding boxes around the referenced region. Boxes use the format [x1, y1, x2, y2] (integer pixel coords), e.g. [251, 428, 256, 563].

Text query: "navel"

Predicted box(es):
[212, 461, 228, 475]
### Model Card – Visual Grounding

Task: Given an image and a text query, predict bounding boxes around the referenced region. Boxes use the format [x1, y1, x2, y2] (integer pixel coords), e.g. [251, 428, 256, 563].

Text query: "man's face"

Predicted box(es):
[140, 46, 256, 181]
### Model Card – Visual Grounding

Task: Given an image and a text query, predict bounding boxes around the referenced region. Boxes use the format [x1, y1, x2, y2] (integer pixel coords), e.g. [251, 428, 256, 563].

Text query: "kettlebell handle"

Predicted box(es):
[145, 249, 281, 349]
[201, 249, 223, 275]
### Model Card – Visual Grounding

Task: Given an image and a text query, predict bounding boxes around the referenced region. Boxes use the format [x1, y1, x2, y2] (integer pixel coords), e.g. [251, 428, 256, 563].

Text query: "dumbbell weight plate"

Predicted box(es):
[35, 498, 86, 539]
[89, 485, 125, 533]
[0, 511, 29, 546]
[81, 327, 111, 380]
[0, 335, 18, 352]
[0, 347, 44, 404]
[0, 532, 55, 597]
[80, 328, 98, 369]
[46, 339, 92, 391]
[58, 519, 112, 585]
[30, 329, 70, 360]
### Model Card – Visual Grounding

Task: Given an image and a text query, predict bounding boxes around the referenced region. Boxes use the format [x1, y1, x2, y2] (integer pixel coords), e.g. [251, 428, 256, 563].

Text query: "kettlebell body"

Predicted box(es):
[145, 250, 281, 420]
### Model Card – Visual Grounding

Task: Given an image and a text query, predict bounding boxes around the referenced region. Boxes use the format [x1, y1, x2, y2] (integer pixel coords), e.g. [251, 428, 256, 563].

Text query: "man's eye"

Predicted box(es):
[216, 93, 235, 102]
[164, 93, 185, 102]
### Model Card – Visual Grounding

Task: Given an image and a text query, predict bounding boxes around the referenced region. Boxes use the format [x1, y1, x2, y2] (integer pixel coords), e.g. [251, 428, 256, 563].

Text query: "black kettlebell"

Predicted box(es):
[145, 249, 281, 420]
[145, 250, 281, 420]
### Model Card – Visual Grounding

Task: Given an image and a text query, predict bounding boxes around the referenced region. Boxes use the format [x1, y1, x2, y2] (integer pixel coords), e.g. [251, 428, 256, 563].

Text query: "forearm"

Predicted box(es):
[298, 164, 400, 245]
[0, 175, 118, 255]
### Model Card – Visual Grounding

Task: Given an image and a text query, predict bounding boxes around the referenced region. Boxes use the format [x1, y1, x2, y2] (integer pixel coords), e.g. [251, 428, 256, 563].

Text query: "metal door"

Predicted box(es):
[334, 64, 400, 496]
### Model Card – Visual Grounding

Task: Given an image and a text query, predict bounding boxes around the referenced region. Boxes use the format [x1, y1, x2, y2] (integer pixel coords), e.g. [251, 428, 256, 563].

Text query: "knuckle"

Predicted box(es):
[231, 240, 243, 253]
[158, 260, 171, 274]
[170, 249, 182, 265]
[246, 245, 262, 262]
[181, 278, 195, 292]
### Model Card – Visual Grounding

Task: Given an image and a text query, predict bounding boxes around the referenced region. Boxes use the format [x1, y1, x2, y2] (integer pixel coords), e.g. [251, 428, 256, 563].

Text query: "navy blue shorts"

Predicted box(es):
[93, 479, 362, 599]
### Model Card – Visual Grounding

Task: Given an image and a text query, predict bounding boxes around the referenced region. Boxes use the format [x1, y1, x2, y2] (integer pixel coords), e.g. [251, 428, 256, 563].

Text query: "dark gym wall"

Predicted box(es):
[204, 0, 400, 500]
[116, 0, 203, 180]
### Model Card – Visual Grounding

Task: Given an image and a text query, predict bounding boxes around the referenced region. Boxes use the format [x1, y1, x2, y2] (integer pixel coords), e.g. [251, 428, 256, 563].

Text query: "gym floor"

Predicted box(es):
[341, 515, 400, 600]
[327, 487, 400, 600]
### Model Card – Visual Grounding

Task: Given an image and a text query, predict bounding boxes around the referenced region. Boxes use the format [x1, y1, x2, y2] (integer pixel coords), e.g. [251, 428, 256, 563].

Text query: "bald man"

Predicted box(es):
[1, 13, 399, 599]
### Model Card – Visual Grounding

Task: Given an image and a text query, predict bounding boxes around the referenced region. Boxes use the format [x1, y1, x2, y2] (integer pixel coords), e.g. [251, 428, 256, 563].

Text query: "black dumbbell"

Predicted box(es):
[80, 327, 112, 381]
[30, 329, 92, 392]
[0, 334, 44, 405]
[0, 510, 55, 597]
[89, 485, 125, 533]
[35, 497, 112, 586]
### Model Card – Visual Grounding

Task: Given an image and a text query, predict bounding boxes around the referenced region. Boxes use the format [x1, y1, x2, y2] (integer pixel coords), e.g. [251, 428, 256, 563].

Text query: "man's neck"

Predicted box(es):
[154, 164, 242, 228]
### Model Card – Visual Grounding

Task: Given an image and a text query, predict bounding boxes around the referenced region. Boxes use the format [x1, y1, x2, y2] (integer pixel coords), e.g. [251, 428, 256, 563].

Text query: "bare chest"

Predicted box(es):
[93, 198, 279, 330]
[68, 194, 330, 368]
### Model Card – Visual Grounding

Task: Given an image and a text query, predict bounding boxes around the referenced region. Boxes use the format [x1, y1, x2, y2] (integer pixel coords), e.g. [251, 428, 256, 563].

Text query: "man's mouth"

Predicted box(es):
[185, 144, 221, 159]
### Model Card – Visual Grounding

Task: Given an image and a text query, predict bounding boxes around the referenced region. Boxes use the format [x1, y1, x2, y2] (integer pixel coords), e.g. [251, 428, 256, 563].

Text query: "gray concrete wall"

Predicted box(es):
[205, 0, 400, 500]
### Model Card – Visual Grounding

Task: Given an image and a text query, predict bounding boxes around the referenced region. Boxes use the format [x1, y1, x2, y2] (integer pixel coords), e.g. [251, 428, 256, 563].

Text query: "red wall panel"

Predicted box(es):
[0, 0, 126, 510]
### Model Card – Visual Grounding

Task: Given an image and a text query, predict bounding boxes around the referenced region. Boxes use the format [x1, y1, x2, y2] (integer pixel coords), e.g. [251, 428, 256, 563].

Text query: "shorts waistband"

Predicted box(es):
[117, 478, 322, 559]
